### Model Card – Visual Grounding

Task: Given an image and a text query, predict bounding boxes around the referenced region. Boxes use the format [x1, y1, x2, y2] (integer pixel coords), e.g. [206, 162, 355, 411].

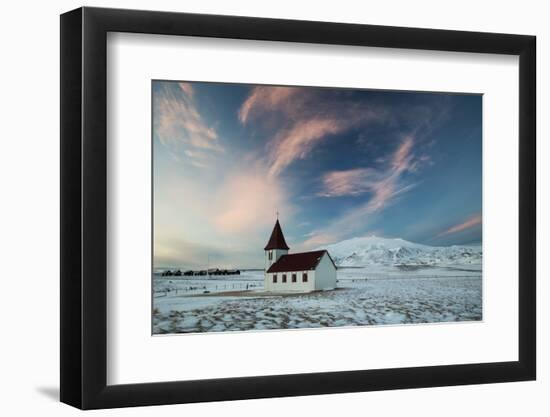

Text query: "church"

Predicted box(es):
[264, 218, 337, 292]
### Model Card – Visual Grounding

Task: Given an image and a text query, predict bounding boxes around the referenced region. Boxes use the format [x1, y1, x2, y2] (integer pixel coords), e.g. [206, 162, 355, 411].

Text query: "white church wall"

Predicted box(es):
[313, 253, 337, 290]
[264, 270, 315, 292]
[264, 248, 288, 271]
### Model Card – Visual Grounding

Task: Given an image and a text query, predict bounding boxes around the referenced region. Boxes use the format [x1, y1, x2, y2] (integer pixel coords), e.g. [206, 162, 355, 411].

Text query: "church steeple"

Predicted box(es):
[264, 218, 289, 271]
[264, 219, 290, 250]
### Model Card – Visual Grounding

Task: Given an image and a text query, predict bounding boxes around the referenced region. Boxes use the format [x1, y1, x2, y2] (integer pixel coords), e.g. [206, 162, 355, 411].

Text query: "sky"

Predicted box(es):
[153, 80, 482, 269]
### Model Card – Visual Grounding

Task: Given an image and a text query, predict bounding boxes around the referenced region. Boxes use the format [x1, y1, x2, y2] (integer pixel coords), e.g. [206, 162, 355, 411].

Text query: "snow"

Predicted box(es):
[323, 235, 482, 267]
[152, 265, 482, 334]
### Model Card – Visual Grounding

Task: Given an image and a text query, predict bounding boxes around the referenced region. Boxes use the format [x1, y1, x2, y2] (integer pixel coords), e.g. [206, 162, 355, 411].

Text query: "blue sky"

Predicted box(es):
[153, 80, 482, 269]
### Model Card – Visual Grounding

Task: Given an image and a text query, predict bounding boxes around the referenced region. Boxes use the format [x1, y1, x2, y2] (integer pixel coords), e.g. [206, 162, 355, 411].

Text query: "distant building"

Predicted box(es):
[264, 219, 337, 292]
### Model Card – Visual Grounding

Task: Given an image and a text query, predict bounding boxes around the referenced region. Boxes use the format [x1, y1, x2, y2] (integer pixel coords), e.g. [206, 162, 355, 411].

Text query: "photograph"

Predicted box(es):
[152, 80, 483, 335]
[52, 3, 539, 412]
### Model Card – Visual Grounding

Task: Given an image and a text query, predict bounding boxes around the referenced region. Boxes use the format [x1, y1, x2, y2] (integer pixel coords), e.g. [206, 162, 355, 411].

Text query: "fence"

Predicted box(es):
[153, 281, 262, 298]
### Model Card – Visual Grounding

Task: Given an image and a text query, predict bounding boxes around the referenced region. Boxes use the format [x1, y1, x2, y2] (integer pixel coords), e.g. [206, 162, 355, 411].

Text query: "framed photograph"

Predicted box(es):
[60, 7, 536, 409]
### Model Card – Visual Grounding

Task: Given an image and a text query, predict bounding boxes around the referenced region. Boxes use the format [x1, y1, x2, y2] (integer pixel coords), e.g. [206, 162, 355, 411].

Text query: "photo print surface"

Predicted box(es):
[152, 80, 482, 335]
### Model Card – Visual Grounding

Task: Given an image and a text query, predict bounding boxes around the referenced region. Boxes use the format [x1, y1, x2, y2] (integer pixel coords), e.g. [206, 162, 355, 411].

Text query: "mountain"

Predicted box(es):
[323, 235, 482, 267]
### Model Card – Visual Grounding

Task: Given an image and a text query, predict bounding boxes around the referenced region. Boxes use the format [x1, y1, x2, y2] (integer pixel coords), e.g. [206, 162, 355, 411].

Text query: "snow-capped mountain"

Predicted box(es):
[323, 235, 482, 267]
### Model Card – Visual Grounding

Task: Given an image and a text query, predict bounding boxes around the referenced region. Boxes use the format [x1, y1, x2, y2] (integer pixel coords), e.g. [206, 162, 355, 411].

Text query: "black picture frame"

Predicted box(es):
[60, 6, 536, 410]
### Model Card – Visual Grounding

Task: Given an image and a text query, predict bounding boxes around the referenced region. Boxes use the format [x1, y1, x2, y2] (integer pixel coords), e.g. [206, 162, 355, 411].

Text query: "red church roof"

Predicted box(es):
[266, 250, 336, 273]
[264, 219, 290, 250]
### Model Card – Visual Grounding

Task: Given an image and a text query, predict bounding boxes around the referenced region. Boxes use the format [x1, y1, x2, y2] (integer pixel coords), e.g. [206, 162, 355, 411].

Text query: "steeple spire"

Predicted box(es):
[264, 219, 290, 250]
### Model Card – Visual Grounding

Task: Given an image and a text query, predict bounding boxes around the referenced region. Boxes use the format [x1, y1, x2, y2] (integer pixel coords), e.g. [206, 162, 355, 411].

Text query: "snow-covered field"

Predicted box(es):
[153, 265, 482, 334]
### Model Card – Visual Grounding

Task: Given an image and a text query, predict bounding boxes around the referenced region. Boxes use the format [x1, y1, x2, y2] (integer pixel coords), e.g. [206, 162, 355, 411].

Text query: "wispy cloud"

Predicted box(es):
[319, 136, 417, 199]
[154, 82, 223, 167]
[268, 117, 344, 177]
[239, 86, 389, 178]
[236, 85, 436, 250]
[154, 161, 295, 268]
[213, 165, 294, 234]
[303, 136, 420, 248]
[154, 81, 479, 267]
[238, 86, 299, 124]
[302, 232, 338, 248]
[391, 136, 414, 172]
[178, 82, 194, 98]
[319, 168, 379, 197]
[436, 214, 482, 238]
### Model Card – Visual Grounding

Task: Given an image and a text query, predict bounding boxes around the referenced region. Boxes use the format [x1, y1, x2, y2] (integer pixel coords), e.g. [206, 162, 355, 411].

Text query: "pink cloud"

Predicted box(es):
[239, 86, 389, 178]
[349, 137, 419, 213]
[156, 96, 220, 150]
[366, 179, 417, 213]
[409, 154, 433, 173]
[320, 136, 417, 203]
[319, 168, 379, 197]
[155, 163, 295, 256]
[178, 82, 194, 98]
[303, 181, 418, 250]
[155, 86, 223, 164]
[305, 137, 420, 247]
[437, 214, 482, 237]
[213, 167, 293, 235]
[268, 118, 345, 177]
[392, 136, 414, 172]
[302, 233, 338, 248]
[266, 107, 388, 177]
[238, 86, 299, 124]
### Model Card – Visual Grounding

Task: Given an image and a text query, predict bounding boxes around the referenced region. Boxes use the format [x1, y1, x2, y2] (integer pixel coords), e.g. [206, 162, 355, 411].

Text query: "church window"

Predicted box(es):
[292, 273, 297, 282]
[282, 274, 287, 283]
[302, 273, 308, 282]
[273, 274, 277, 283]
